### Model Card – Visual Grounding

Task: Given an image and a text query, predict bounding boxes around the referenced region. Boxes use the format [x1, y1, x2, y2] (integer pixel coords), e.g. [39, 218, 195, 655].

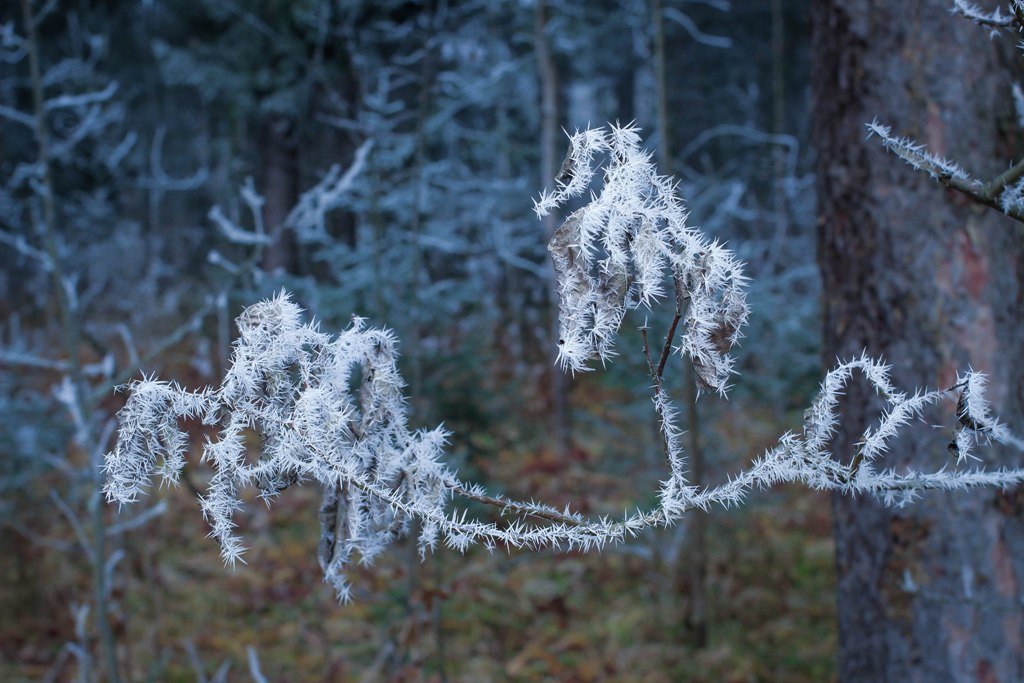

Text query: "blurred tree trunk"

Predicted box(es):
[536, 0, 573, 457]
[651, 0, 707, 647]
[812, 2, 1024, 680]
[259, 117, 299, 273]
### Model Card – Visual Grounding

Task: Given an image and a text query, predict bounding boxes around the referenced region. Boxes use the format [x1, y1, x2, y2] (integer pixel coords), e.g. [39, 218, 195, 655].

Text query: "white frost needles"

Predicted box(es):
[536, 123, 749, 395]
[104, 293, 451, 602]
[105, 125, 1024, 603]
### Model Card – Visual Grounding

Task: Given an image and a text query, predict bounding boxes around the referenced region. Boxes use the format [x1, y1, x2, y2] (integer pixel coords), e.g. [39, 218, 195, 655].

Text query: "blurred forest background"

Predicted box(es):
[1, 0, 1020, 681]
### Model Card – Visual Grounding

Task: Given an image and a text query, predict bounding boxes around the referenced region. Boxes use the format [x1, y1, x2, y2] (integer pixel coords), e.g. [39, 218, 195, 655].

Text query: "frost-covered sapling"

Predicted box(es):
[105, 123, 1024, 602]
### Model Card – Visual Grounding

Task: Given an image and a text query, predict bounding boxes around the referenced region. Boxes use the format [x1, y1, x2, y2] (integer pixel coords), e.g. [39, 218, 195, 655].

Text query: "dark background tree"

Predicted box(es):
[813, 1, 1024, 679]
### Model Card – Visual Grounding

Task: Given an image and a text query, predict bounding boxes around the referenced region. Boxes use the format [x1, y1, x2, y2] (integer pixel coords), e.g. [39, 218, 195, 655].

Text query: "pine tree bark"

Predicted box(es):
[812, 2, 1024, 680]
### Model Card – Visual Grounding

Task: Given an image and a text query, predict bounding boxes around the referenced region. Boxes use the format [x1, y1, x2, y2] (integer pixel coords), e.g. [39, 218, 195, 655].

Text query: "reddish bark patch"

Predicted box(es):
[956, 229, 988, 300]
[990, 533, 1018, 598]
[926, 101, 947, 158]
[975, 659, 998, 683]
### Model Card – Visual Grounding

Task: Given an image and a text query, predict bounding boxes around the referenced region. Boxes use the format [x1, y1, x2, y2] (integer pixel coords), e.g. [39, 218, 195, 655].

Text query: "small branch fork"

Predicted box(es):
[870, 4, 1024, 225]
[941, 158, 1024, 224]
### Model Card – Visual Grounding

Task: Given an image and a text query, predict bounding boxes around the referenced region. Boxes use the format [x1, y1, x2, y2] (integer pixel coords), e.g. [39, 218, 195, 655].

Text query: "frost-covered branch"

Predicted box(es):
[44, 82, 118, 111]
[286, 139, 372, 242]
[867, 119, 1024, 222]
[951, 0, 1024, 29]
[662, 7, 732, 49]
[0, 102, 34, 127]
[0, 228, 54, 269]
[209, 187, 271, 247]
[867, 5, 1024, 224]
[105, 125, 1024, 603]
[138, 126, 207, 192]
[210, 141, 369, 256]
[104, 301, 1024, 600]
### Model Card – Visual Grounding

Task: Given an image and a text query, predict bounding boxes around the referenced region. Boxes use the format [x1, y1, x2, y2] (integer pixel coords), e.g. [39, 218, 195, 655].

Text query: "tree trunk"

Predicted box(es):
[259, 117, 299, 273]
[812, 2, 1024, 680]
[536, 0, 573, 457]
[651, 0, 708, 647]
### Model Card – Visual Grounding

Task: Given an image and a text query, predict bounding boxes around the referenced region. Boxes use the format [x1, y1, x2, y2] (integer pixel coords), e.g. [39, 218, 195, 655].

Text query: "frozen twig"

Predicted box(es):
[104, 297, 1024, 600]
[868, 7, 1024, 224]
[867, 119, 1024, 223]
[105, 125, 1024, 602]
[951, 0, 1024, 29]
[286, 139, 372, 242]
[246, 646, 267, 683]
[209, 204, 271, 246]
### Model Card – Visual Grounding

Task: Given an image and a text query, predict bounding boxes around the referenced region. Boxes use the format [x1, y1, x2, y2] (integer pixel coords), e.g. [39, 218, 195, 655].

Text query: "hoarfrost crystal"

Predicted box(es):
[105, 125, 1024, 603]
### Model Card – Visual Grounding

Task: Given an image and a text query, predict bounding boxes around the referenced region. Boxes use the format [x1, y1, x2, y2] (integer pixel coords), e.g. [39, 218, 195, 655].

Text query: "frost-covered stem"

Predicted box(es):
[657, 308, 683, 380]
[21, 0, 119, 679]
[450, 484, 584, 527]
[641, 298, 684, 474]
[951, 0, 1024, 28]
[247, 646, 267, 683]
[867, 115, 1024, 224]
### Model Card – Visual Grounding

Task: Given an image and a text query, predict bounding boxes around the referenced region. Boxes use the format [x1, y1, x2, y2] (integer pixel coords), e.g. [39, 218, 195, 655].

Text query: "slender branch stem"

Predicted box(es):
[656, 309, 682, 380]
[872, 123, 1024, 224]
[984, 157, 1024, 198]
[346, 434, 1018, 551]
[641, 323, 656, 377]
[939, 169, 1024, 223]
[450, 484, 583, 527]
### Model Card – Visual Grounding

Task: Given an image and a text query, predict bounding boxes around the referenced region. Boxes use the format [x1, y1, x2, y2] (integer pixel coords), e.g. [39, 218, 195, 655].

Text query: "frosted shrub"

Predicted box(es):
[106, 124, 1024, 601]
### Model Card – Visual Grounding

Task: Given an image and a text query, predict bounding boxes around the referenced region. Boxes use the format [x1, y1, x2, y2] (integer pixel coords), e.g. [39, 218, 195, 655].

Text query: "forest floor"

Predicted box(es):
[2, 376, 837, 682]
